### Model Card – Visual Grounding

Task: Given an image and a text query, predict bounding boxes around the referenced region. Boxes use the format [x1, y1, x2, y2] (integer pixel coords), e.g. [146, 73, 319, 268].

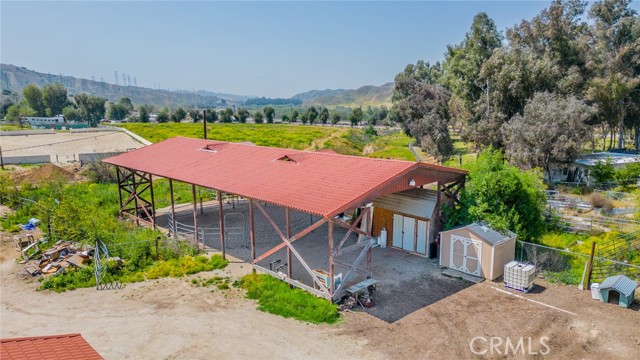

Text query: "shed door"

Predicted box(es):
[392, 214, 403, 248]
[402, 217, 416, 251]
[449, 235, 482, 276]
[416, 220, 428, 255]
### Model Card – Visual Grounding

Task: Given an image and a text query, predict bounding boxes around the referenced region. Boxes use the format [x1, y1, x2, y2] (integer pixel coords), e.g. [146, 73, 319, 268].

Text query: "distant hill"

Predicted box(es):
[292, 88, 348, 102]
[0, 64, 238, 108]
[294, 83, 393, 108]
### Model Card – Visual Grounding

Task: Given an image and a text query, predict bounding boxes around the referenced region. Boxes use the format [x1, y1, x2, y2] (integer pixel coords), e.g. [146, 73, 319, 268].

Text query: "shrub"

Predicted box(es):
[587, 192, 613, 211]
[587, 192, 607, 208]
[241, 274, 339, 324]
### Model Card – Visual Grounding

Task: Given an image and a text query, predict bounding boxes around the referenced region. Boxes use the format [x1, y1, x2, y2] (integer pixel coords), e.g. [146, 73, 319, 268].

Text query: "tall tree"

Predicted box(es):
[392, 74, 455, 162]
[348, 107, 363, 127]
[318, 107, 330, 125]
[204, 108, 219, 123]
[235, 108, 249, 123]
[107, 102, 129, 120]
[220, 108, 234, 123]
[263, 106, 275, 123]
[443, 12, 502, 120]
[138, 104, 150, 123]
[118, 97, 134, 112]
[188, 109, 201, 122]
[156, 108, 170, 123]
[73, 93, 106, 127]
[290, 110, 299, 123]
[171, 107, 186, 122]
[502, 92, 594, 182]
[62, 105, 81, 122]
[42, 83, 69, 116]
[586, 0, 640, 149]
[331, 112, 341, 125]
[307, 106, 318, 124]
[22, 84, 46, 116]
[253, 110, 264, 124]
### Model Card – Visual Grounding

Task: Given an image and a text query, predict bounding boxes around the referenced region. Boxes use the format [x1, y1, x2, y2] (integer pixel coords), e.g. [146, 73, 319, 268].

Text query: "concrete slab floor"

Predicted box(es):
[156, 199, 475, 323]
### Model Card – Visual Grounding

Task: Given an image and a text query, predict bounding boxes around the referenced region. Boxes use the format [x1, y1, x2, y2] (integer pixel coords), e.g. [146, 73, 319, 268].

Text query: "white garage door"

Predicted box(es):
[449, 235, 482, 276]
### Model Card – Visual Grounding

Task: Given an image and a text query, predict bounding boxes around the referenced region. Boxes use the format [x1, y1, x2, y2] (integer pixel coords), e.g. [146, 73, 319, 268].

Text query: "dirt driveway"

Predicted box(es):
[1, 231, 638, 359]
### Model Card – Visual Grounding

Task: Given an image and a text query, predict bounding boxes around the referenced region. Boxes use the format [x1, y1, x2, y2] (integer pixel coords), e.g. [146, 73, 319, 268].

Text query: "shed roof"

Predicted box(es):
[103, 137, 466, 217]
[0, 333, 103, 360]
[373, 188, 438, 219]
[599, 275, 638, 297]
[441, 222, 516, 245]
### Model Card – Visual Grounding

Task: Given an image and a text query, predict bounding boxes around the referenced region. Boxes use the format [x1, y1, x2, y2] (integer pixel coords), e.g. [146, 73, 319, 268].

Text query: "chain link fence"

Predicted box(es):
[517, 240, 640, 285]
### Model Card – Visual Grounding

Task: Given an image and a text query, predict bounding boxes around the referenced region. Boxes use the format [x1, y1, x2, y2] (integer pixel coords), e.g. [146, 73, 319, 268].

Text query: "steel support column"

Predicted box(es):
[169, 179, 177, 238]
[329, 221, 335, 296]
[217, 190, 226, 259]
[249, 198, 256, 272]
[285, 207, 292, 277]
[192, 184, 198, 245]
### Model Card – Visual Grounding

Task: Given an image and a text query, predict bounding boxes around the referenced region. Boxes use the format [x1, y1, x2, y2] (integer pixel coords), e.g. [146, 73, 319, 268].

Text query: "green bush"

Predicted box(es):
[145, 255, 228, 279]
[444, 148, 546, 241]
[241, 274, 339, 324]
[39, 267, 96, 292]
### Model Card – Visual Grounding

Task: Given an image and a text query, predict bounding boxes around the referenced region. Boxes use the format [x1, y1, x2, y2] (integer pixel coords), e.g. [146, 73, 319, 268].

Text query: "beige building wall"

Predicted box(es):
[491, 239, 516, 280]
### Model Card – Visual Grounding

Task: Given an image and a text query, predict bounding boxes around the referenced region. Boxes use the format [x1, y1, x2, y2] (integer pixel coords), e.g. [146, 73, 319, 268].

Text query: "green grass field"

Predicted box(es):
[118, 123, 340, 150]
[118, 123, 421, 161]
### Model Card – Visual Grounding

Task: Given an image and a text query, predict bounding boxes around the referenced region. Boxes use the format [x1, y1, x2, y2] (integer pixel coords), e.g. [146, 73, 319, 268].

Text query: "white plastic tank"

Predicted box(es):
[590, 283, 600, 300]
[379, 228, 387, 248]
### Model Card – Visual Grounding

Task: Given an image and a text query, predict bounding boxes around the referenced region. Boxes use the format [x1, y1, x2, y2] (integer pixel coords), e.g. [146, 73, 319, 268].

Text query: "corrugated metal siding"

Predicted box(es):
[373, 188, 438, 219]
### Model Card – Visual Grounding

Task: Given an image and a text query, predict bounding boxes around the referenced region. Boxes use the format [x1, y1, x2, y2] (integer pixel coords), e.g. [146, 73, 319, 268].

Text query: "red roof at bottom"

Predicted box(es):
[1, 334, 103, 360]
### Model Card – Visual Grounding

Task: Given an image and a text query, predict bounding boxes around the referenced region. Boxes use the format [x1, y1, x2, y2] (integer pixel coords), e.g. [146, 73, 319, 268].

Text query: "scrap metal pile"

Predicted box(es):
[15, 234, 93, 278]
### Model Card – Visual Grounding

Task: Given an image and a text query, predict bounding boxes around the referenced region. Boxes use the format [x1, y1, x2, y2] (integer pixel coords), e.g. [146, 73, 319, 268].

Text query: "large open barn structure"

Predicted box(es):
[103, 137, 466, 302]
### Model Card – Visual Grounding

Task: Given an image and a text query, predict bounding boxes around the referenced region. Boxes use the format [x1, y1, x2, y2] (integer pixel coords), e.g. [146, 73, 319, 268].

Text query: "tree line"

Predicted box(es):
[392, 0, 639, 181]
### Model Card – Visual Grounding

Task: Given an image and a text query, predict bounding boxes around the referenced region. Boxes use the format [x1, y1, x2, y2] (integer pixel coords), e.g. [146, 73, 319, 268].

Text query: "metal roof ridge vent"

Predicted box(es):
[276, 155, 298, 164]
[201, 144, 224, 153]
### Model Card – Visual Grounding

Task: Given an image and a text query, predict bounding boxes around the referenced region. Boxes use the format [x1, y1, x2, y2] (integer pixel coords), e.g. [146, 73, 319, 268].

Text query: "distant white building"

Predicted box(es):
[26, 116, 65, 128]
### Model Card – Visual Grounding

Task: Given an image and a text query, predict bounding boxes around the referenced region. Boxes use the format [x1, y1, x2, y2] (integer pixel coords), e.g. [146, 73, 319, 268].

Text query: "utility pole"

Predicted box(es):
[203, 110, 207, 140]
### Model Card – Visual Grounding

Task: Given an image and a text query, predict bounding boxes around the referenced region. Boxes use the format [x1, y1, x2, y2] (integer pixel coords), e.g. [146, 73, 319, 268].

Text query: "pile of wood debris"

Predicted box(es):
[15, 235, 93, 278]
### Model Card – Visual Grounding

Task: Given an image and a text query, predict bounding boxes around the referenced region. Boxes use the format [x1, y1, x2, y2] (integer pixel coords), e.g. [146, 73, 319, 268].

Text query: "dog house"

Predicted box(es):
[371, 188, 438, 257]
[598, 275, 637, 308]
[439, 223, 516, 280]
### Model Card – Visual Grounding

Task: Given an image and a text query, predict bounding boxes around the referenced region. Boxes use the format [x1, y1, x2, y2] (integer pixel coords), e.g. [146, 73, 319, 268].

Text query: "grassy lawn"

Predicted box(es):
[367, 131, 417, 161]
[240, 273, 340, 324]
[117, 123, 340, 149]
[118, 122, 423, 163]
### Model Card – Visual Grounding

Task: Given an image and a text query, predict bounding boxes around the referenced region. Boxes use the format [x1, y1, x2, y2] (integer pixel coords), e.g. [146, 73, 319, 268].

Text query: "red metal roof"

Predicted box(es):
[0, 334, 103, 360]
[103, 137, 466, 217]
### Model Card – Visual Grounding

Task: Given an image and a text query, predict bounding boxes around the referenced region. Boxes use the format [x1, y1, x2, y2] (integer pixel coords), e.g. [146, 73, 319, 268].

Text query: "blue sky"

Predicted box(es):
[2, 1, 634, 98]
